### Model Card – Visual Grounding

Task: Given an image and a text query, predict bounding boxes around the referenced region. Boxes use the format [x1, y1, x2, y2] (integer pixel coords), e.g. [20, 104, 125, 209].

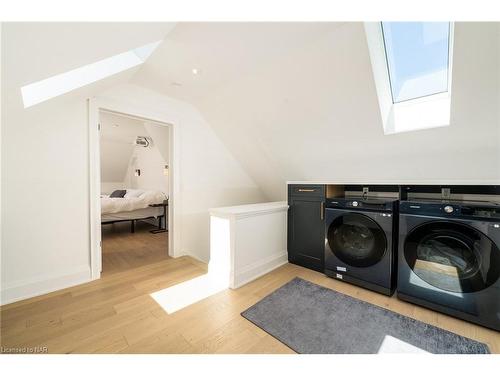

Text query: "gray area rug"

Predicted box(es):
[241, 278, 490, 354]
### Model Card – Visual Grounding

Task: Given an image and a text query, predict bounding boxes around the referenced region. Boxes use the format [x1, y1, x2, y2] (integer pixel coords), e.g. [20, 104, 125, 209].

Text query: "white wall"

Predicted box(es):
[0, 22, 174, 305]
[101, 182, 127, 194]
[123, 123, 170, 194]
[1, 23, 4, 291]
[1, 80, 265, 303]
[0, 22, 175, 304]
[97, 84, 267, 263]
[2, 28, 96, 303]
[99, 111, 142, 193]
[99, 112, 170, 195]
[1, 95, 92, 304]
[195, 22, 500, 200]
[100, 138, 135, 191]
[145, 122, 170, 163]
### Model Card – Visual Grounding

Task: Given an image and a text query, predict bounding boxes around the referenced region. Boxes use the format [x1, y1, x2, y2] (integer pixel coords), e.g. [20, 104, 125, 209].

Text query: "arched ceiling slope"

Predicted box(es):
[4, 22, 499, 201]
[133, 22, 500, 200]
[2, 22, 174, 114]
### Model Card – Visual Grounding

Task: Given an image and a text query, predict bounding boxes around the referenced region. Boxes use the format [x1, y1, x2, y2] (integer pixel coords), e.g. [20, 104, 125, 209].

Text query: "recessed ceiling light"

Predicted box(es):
[192, 68, 200, 75]
[112, 124, 119, 128]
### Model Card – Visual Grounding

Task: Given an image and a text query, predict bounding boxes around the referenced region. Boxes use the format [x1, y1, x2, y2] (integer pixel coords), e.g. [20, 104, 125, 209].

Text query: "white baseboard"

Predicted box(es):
[0, 266, 92, 306]
[231, 251, 288, 289]
[175, 250, 209, 264]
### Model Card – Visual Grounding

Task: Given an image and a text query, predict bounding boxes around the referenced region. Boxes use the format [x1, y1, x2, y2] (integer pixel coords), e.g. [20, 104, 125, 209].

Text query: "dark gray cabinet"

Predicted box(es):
[287, 184, 325, 272]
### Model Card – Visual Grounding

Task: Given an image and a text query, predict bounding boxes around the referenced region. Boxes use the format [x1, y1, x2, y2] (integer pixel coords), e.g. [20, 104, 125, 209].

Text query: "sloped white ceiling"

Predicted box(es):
[133, 22, 500, 200]
[2, 22, 174, 114]
[144, 122, 170, 163]
[4, 22, 498, 201]
[99, 111, 170, 184]
[131, 22, 344, 102]
[6, 22, 173, 86]
[100, 112, 145, 183]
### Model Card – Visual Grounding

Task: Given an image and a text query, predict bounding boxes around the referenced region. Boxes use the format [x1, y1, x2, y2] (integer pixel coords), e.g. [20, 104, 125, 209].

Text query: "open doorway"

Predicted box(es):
[98, 110, 171, 276]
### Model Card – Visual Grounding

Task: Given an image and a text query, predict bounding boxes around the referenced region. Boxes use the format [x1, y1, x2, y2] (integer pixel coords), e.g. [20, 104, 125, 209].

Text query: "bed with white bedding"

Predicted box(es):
[101, 189, 168, 231]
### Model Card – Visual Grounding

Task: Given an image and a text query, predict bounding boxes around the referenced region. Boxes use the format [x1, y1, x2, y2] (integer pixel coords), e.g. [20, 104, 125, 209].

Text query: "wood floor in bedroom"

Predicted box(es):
[1, 257, 499, 354]
[101, 220, 169, 276]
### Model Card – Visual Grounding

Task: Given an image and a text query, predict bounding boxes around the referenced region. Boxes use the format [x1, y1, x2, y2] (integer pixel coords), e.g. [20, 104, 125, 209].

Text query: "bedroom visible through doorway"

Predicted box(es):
[99, 110, 171, 276]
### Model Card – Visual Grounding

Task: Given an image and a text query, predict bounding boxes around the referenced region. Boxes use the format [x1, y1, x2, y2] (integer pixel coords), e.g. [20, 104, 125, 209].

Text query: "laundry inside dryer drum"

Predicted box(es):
[404, 221, 500, 294]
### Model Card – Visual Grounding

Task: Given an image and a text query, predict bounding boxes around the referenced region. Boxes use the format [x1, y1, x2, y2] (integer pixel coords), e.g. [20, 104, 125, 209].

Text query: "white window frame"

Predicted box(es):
[21, 40, 162, 108]
[364, 22, 454, 135]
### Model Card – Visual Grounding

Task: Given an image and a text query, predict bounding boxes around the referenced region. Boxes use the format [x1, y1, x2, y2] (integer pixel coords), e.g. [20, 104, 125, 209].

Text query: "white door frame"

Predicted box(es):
[88, 96, 182, 280]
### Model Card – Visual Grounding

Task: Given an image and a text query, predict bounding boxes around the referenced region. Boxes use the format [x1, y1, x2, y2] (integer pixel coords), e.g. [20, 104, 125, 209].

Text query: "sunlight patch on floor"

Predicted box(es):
[377, 335, 429, 354]
[150, 273, 228, 314]
[151, 216, 232, 314]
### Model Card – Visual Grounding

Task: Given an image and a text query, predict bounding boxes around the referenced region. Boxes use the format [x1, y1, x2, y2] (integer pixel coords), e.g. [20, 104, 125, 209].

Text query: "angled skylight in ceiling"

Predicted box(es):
[364, 22, 454, 134]
[381, 22, 451, 103]
[21, 40, 162, 108]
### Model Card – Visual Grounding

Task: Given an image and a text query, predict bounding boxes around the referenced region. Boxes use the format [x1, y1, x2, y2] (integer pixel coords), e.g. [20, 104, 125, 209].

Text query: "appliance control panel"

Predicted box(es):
[326, 198, 396, 212]
[400, 200, 500, 219]
[400, 201, 461, 216]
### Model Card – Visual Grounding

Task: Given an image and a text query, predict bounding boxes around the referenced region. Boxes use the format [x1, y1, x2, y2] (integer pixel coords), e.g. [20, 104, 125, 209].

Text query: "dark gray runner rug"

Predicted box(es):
[241, 277, 490, 354]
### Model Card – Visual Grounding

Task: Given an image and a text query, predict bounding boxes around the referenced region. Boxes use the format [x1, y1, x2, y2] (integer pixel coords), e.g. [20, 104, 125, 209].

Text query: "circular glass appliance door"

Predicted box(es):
[327, 213, 387, 267]
[404, 221, 500, 293]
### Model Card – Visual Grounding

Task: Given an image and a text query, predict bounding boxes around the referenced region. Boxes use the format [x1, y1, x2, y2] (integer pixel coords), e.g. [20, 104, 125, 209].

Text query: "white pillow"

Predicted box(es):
[124, 189, 144, 198]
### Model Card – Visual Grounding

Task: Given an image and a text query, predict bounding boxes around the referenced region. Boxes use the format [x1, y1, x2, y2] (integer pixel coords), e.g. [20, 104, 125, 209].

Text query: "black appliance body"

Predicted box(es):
[398, 200, 500, 331]
[325, 197, 398, 296]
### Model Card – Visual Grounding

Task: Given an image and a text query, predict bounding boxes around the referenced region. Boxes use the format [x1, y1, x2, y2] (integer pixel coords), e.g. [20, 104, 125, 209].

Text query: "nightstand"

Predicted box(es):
[149, 200, 168, 234]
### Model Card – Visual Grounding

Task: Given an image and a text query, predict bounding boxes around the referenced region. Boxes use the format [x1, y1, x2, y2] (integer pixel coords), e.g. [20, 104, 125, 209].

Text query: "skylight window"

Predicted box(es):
[364, 22, 454, 134]
[21, 40, 162, 108]
[381, 22, 451, 103]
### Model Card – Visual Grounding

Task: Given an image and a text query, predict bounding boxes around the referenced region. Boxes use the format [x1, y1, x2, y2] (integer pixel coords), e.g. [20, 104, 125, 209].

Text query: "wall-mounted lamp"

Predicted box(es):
[163, 165, 169, 176]
[134, 169, 141, 177]
[135, 136, 151, 147]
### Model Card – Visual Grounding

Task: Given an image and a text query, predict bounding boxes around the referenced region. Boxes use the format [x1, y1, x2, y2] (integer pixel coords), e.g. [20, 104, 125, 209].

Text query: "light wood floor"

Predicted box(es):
[1, 258, 499, 353]
[101, 220, 169, 276]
